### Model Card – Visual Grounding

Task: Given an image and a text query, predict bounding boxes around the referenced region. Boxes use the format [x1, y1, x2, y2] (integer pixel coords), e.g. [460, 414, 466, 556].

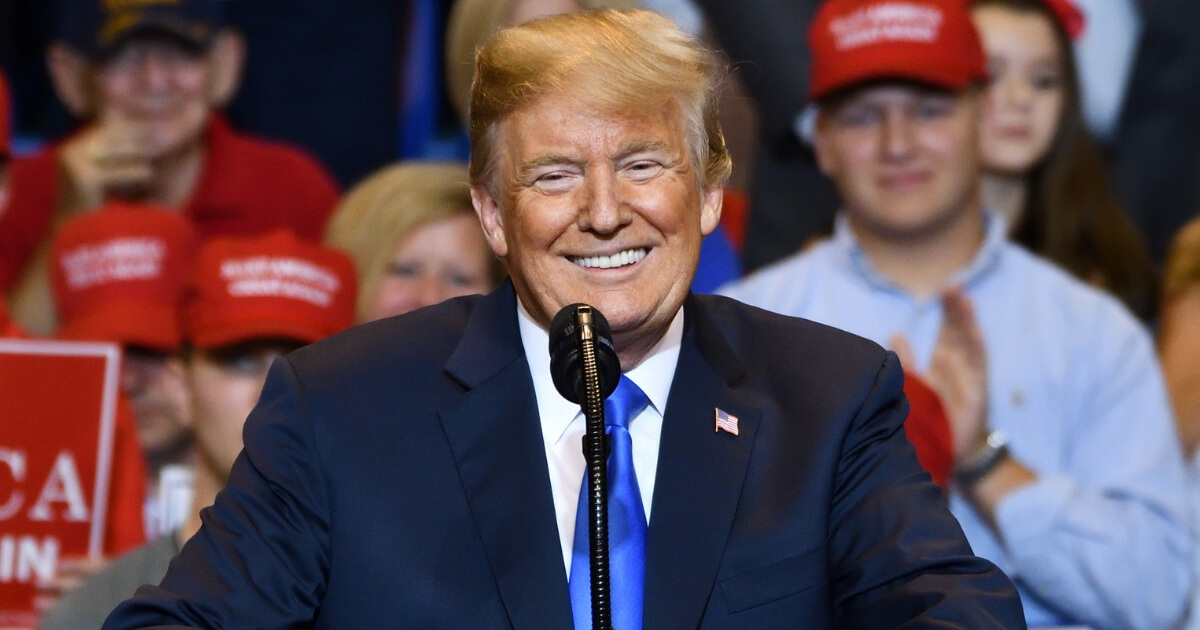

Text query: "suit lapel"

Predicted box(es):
[643, 296, 761, 629]
[439, 283, 574, 629]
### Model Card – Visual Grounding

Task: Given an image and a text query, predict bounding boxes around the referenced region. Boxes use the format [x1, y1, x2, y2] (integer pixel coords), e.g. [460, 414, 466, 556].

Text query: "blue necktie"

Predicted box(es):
[569, 375, 650, 630]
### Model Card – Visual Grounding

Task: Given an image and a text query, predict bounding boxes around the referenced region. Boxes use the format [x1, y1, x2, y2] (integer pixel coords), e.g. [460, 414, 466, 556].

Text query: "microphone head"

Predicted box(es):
[548, 303, 621, 404]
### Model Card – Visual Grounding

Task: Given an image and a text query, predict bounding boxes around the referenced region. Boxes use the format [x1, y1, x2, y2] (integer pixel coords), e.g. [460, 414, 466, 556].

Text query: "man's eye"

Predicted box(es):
[534, 172, 576, 193]
[625, 161, 664, 181]
[916, 100, 954, 119]
[222, 353, 272, 375]
[834, 108, 877, 127]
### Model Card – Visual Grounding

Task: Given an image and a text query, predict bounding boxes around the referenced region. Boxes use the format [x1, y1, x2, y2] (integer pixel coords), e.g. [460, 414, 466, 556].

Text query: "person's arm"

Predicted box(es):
[827, 351, 1026, 627]
[905, 289, 1191, 629]
[984, 309, 1191, 630]
[102, 357, 330, 629]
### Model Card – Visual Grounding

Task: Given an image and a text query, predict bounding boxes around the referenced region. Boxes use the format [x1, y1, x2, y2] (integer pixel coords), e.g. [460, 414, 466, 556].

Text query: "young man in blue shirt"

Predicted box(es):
[720, 0, 1193, 627]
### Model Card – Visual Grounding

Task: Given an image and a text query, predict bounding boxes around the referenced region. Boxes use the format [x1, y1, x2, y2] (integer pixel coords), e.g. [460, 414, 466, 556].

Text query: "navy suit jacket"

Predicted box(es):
[103, 282, 1024, 629]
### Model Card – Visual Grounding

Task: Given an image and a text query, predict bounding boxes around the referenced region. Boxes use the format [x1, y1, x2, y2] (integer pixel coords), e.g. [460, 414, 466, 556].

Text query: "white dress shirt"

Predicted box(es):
[516, 301, 682, 577]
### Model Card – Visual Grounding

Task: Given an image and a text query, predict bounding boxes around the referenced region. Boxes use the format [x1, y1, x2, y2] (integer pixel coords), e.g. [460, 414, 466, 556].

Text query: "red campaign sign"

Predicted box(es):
[0, 340, 120, 630]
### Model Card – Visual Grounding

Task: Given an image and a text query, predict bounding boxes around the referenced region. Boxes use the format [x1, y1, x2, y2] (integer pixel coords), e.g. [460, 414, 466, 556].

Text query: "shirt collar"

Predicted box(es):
[831, 210, 1008, 295]
[518, 300, 683, 443]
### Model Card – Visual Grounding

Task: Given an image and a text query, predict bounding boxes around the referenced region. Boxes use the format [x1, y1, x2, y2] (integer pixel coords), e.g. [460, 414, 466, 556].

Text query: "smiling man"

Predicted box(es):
[720, 0, 1193, 627]
[103, 9, 1022, 629]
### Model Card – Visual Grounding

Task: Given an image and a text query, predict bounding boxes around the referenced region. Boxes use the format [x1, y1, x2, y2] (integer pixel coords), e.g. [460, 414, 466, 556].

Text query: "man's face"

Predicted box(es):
[186, 341, 294, 483]
[814, 84, 983, 241]
[474, 90, 721, 364]
[93, 35, 212, 159]
[120, 348, 192, 466]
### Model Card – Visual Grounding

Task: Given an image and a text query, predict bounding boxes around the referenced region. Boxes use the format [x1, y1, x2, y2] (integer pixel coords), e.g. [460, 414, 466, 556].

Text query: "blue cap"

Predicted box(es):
[57, 0, 222, 59]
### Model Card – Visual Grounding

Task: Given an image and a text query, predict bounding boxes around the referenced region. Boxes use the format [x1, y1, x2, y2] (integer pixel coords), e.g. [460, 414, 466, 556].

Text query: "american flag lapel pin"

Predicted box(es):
[715, 408, 739, 436]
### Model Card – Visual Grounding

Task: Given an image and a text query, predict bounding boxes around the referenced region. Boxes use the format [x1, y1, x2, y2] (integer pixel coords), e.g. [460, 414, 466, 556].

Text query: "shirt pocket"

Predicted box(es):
[718, 542, 828, 614]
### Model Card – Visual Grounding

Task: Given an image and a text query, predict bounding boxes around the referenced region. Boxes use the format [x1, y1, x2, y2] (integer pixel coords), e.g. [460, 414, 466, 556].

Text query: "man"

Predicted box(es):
[0, 0, 340, 335]
[51, 203, 199, 540]
[40, 230, 356, 630]
[103, 10, 1023, 628]
[719, 0, 1192, 627]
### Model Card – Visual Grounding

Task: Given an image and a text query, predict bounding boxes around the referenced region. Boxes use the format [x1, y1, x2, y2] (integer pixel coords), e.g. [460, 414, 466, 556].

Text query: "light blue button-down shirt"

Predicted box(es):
[719, 213, 1193, 630]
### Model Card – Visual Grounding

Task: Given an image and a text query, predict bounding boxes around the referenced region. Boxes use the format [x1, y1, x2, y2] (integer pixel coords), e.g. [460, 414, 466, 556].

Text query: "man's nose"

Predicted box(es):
[136, 54, 175, 90]
[578, 169, 627, 234]
[881, 109, 916, 160]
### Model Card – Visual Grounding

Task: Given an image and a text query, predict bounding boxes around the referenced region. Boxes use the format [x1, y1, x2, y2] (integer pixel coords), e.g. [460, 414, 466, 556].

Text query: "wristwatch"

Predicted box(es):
[954, 430, 1009, 486]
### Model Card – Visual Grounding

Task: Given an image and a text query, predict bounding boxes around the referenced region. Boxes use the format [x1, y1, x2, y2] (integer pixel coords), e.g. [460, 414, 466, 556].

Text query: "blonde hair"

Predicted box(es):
[444, 0, 637, 131]
[323, 161, 505, 321]
[468, 8, 731, 195]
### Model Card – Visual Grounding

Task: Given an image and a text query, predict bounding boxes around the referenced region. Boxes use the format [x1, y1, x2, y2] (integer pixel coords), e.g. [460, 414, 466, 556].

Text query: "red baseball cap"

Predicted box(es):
[183, 230, 357, 350]
[0, 69, 11, 159]
[52, 202, 198, 351]
[808, 0, 988, 101]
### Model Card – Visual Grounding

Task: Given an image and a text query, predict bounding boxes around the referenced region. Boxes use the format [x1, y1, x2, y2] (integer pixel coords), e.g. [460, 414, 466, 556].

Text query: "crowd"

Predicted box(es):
[1, 0, 1199, 628]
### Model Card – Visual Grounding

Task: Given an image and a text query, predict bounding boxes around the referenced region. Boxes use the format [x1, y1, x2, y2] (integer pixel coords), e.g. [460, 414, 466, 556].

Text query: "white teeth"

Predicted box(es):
[573, 248, 647, 269]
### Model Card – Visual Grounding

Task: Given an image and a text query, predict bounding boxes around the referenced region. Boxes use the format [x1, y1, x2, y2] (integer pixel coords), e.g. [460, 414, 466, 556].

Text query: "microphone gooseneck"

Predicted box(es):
[549, 303, 621, 630]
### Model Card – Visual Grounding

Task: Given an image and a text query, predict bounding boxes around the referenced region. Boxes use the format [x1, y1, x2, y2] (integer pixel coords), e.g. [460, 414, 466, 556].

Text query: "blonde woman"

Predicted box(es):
[325, 162, 505, 323]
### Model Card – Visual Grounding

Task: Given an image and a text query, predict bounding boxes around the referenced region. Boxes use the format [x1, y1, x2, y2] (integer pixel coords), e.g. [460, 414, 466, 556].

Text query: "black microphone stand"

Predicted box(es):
[575, 310, 613, 630]
[549, 304, 620, 630]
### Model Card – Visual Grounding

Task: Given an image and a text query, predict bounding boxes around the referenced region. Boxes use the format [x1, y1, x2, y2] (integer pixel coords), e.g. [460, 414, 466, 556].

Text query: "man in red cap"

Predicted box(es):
[721, 0, 1193, 628]
[0, 0, 340, 336]
[39, 230, 356, 630]
[51, 203, 200, 541]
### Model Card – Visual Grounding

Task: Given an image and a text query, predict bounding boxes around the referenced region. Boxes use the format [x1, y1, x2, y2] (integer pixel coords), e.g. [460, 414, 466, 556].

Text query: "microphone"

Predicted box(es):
[549, 304, 621, 404]
[548, 303, 621, 630]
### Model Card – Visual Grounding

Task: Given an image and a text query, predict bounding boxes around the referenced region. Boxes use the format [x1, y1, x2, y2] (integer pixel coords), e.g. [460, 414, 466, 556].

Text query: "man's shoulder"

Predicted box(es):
[284, 294, 485, 388]
[206, 119, 339, 198]
[694, 293, 889, 380]
[997, 243, 1147, 334]
[716, 242, 831, 309]
[215, 126, 328, 173]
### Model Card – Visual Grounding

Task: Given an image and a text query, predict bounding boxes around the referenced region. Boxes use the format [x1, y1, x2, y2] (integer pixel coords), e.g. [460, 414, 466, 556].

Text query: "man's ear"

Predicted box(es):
[46, 43, 94, 118]
[207, 30, 246, 107]
[812, 120, 837, 178]
[471, 185, 509, 258]
[699, 185, 723, 237]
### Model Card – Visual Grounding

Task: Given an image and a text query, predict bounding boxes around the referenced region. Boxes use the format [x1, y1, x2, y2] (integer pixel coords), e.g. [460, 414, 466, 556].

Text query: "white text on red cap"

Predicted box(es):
[831, 3, 944, 51]
[219, 257, 341, 308]
[62, 238, 165, 290]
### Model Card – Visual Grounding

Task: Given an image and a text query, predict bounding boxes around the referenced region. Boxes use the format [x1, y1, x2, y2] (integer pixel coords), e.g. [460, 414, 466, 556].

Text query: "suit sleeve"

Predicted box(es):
[102, 356, 330, 629]
[829, 352, 1027, 628]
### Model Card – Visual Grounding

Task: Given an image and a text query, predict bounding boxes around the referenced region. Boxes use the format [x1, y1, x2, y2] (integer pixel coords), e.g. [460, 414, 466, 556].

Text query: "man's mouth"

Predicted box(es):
[571, 248, 648, 269]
